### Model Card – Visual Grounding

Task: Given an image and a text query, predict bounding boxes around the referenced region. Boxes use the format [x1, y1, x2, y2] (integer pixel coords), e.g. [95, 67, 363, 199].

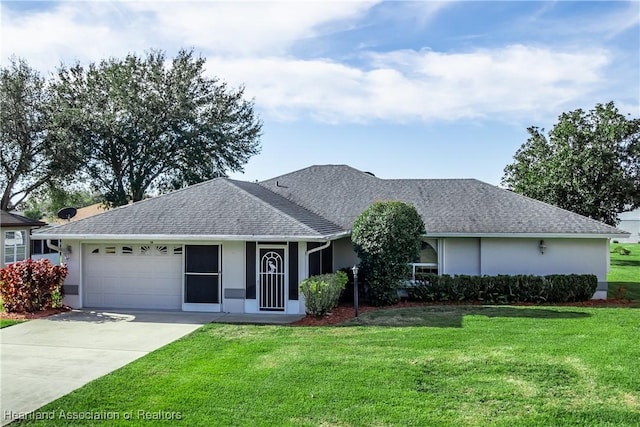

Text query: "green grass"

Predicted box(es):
[1, 299, 25, 328]
[15, 305, 640, 426]
[0, 319, 23, 328]
[608, 243, 640, 300]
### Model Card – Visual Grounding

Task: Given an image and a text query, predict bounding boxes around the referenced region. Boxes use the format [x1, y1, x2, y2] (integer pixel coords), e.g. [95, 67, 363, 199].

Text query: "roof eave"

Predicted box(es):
[31, 231, 351, 242]
[424, 232, 630, 239]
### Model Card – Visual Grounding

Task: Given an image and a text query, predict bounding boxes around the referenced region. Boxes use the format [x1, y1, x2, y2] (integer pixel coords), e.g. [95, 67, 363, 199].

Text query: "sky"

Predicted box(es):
[1, 0, 639, 185]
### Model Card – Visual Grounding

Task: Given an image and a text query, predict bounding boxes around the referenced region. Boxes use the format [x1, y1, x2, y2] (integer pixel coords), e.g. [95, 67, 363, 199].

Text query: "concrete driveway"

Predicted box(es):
[0, 310, 218, 426]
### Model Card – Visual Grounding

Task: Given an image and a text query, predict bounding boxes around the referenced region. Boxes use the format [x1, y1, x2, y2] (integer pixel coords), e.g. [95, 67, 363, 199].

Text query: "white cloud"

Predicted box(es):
[535, 1, 640, 40]
[126, 1, 376, 56]
[0, 1, 631, 124]
[1, 1, 376, 68]
[1, 3, 150, 71]
[207, 45, 611, 123]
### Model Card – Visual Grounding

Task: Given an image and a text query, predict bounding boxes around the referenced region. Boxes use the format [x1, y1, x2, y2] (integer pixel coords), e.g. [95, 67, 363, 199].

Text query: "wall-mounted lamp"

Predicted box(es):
[539, 240, 547, 254]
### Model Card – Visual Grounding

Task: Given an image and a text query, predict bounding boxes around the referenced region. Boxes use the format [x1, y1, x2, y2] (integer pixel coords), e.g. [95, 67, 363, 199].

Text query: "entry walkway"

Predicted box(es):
[208, 312, 305, 324]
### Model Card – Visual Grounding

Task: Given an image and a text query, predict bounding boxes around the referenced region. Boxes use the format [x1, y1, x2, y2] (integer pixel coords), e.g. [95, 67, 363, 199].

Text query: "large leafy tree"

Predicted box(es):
[20, 186, 101, 220]
[351, 201, 425, 306]
[0, 58, 80, 211]
[52, 49, 262, 207]
[502, 102, 640, 225]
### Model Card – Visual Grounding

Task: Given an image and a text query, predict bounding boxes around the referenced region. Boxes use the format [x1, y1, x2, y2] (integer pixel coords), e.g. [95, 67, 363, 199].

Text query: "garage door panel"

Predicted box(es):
[83, 244, 182, 310]
[102, 293, 179, 310]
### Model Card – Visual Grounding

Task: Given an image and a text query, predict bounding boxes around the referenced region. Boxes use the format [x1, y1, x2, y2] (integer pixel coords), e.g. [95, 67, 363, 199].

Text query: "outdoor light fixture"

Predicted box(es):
[352, 265, 359, 319]
[539, 240, 547, 254]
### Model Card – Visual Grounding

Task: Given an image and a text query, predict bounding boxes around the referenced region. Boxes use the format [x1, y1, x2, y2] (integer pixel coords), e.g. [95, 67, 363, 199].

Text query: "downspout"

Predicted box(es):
[46, 239, 64, 253]
[47, 239, 71, 261]
[305, 240, 331, 278]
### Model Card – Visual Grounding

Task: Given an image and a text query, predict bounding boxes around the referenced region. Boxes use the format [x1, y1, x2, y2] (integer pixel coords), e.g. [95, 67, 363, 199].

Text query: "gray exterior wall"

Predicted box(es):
[332, 237, 360, 271]
[442, 238, 481, 275]
[437, 237, 609, 299]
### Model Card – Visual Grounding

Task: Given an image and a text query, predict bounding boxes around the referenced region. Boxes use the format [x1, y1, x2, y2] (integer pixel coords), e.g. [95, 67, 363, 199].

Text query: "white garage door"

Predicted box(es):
[83, 244, 183, 310]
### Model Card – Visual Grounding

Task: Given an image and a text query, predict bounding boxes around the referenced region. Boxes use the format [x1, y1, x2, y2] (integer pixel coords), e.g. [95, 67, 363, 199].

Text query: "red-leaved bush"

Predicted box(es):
[0, 259, 68, 313]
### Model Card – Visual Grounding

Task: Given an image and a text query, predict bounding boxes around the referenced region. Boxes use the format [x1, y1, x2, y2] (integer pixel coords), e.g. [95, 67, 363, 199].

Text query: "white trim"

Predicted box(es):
[425, 232, 626, 239]
[79, 242, 84, 308]
[182, 303, 221, 312]
[34, 230, 625, 240]
[31, 232, 351, 241]
[183, 244, 222, 312]
[3, 229, 27, 265]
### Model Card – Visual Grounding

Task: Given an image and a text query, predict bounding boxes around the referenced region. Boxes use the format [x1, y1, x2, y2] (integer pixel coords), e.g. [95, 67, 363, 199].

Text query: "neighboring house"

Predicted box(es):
[48, 203, 109, 225]
[31, 203, 109, 263]
[32, 165, 628, 313]
[1, 211, 46, 267]
[616, 208, 640, 244]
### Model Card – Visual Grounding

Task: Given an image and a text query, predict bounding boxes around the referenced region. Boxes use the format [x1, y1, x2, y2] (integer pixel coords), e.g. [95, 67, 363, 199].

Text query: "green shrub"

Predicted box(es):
[611, 246, 631, 255]
[352, 201, 425, 306]
[407, 274, 597, 304]
[300, 271, 348, 318]
[0, 259, 68, 312]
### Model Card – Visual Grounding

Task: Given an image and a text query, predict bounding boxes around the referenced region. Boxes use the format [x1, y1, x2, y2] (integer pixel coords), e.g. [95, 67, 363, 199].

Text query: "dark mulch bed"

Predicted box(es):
[292, 298, 637, 326]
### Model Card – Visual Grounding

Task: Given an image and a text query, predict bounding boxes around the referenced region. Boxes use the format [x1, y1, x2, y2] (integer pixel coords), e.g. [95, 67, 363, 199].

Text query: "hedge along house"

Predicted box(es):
[32, 165, 628, 313]
[1, 211, 46, 267]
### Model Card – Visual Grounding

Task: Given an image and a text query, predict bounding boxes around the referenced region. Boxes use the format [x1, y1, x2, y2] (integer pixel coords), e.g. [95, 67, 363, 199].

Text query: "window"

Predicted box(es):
[31, 239, 60, 255]
[410, 239, 439, 280]
[140, 245, 168, 255]
[4, 230, 27, 264]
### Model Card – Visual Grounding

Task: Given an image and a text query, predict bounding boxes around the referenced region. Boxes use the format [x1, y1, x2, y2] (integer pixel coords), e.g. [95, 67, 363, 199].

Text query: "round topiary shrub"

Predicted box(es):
[351, 201, 425, 306]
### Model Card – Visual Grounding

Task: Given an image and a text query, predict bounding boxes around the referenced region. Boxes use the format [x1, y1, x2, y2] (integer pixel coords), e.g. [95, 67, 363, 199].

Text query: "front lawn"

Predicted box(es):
[15, 305, 640, 426]
[608, 243, 640, 301]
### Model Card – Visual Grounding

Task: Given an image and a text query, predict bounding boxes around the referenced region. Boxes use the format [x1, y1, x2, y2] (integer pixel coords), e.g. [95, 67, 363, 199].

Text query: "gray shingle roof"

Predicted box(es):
[35, 164, 627, 239]
[1, 211, 46, 228]
[260, 165, 626, 236]
[35, 178, 344, 239]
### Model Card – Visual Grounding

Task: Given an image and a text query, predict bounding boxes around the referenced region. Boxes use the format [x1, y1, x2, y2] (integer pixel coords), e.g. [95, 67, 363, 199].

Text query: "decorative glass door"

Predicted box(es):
[259, 248, 285, 311]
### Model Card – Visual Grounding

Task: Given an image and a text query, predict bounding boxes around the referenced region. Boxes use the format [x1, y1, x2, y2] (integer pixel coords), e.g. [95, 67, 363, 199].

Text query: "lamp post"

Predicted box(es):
[352, 265, 359, 319]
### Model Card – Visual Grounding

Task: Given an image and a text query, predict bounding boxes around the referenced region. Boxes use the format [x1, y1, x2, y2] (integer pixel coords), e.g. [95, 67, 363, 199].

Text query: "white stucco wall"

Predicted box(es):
[478, 238, 609, 282]
[222, 241, 245, 313]
[61, 240, 82, 308]
[442, 238, 481, 275]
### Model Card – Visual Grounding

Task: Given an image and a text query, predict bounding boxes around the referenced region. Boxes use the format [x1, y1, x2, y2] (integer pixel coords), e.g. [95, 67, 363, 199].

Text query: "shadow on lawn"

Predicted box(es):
[611, 259, 640, 267]
[341, 305, 591, 328]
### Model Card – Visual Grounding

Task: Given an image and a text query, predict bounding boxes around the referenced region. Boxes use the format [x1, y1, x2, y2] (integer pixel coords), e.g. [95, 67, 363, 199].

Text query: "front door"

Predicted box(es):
[259, 248, 286, 311]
